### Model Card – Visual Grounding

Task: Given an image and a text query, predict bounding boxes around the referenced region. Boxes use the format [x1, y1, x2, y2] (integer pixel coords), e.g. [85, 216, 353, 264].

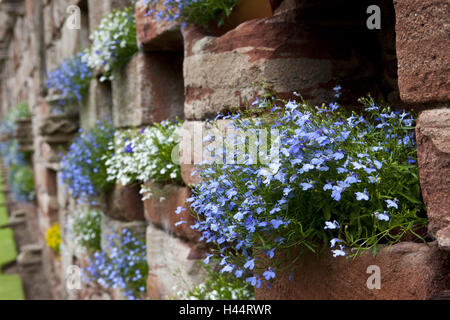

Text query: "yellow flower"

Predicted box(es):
[46, 223, 61, 255]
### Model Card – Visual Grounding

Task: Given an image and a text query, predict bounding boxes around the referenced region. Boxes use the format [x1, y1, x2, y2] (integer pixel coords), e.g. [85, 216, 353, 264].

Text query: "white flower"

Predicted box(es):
[105, 122, 182, 201]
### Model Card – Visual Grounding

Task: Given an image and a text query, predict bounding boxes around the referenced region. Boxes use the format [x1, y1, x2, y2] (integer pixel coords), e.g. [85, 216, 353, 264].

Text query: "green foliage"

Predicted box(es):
[6, 102, 31, 122]
[180, 0, 240, 27]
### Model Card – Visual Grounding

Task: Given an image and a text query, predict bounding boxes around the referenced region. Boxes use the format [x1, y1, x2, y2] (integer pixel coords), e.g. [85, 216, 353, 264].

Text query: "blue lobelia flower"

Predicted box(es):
[355, 189, 369, 201]
[385, 199, 398, 209]
[324, 220, 340, 230]
[374, 211, 390, 221]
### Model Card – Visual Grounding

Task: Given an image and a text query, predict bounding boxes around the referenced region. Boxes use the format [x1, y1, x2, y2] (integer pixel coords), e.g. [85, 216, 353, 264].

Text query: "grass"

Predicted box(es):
[0, 171, 24, 300]
[0, 228, 17, 268]
[0, 275, 25, 300]
[0, 206, 7, 227]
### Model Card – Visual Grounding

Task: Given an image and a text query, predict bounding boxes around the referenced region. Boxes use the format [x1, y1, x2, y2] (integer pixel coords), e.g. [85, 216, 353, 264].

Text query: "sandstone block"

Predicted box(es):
[80, 77, 113, 130]
[135, 0, 183, 51]
[394, 0, 450, 103]
[183, 0, 403, 120]
[58, 8, 90, 61]
[255, 242, 450, 300]
[437, 226, 450, 252]
[104, 183, 145, 222]
[112, 52, 184, 128]
[415, 109, 450, 237]
[146, 224, 206, 299]
[178, 120, 241, 185]
[143, 181, 200, 242]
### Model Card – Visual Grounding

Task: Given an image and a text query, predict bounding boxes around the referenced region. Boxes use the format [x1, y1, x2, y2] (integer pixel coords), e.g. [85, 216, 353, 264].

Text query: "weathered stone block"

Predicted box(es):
[178, 120, 235, 185]
[38, 111, 79, 165]
[183, 0, 398, 120]
[415, 109, 450, 237]
[437, 226, 450, 252]
[58, 7, 90, 61]
[104, 183, 145, 222]
[179, 121, 204, 186]
[34, 163, 59, 224]
[394, 0, 450, 103]
[112, 52, 184, 128]
[143, 181, 200, 242]
[255, 242, 450, 300]
[146, 224, 206, 299]
[135, 0, 183, 51]
[14, 118, 34, 152]
[43, 3, 55, 47]
[182, 8, 333, 120]
[80, 77, 112, 130]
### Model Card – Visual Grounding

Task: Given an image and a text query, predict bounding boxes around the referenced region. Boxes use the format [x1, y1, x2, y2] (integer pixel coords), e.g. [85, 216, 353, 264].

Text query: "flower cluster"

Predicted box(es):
[187, 93, 426, 288]
[60, 121, 115, 204]
[143, 0, 239, 28]
[0, 102, 30, 141]
[105, 120, 182, 199]
[176, 258, 254, 300]
[68, 207, 102, 253]
[10, 164, 35, 202]
[46, 53, 93, 105]
[46, 223, 61, 255]
[0, 102, 34, 202]
[84, 228, 148, 300]
[82, 7, 137, 82]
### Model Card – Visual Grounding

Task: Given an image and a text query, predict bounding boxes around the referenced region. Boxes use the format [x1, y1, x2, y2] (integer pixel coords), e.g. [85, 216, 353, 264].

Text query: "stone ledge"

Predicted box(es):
[146, 224, 206, 300]
[104, 183, 145, 222]
[112, 52, 185, 128]
[255, 241, 450, 300]
[415, 109, 450, 237]
[143, 181, 200, 243]
[135, 0, 183, 51]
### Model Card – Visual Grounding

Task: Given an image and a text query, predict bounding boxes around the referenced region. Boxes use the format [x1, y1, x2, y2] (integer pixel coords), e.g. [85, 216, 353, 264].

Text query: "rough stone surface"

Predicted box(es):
[394, 0, 450, 103]
[146, 224, 206, 300]
[104, 183, 145, 222]
[415, 109, 450, 237]
[38, 112, 80, 145]
[182, 0, 390, 120]
[135, 0, 183, 51]
[112, 52, 185, 128]
[80, 77, 113, 130]
[143, 182, 200, 242]
[255, 242, 450, 300]
[34, 163, 59, 225]
[179, 120, 241, 185]
[58, 11, 90, 61]
[437, 226, 450, 252]
[14, 118, 34, 152]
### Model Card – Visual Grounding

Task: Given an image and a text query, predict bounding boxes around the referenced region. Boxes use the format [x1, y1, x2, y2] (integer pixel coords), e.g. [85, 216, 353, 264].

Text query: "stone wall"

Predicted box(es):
[0, 0, 448, 300]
